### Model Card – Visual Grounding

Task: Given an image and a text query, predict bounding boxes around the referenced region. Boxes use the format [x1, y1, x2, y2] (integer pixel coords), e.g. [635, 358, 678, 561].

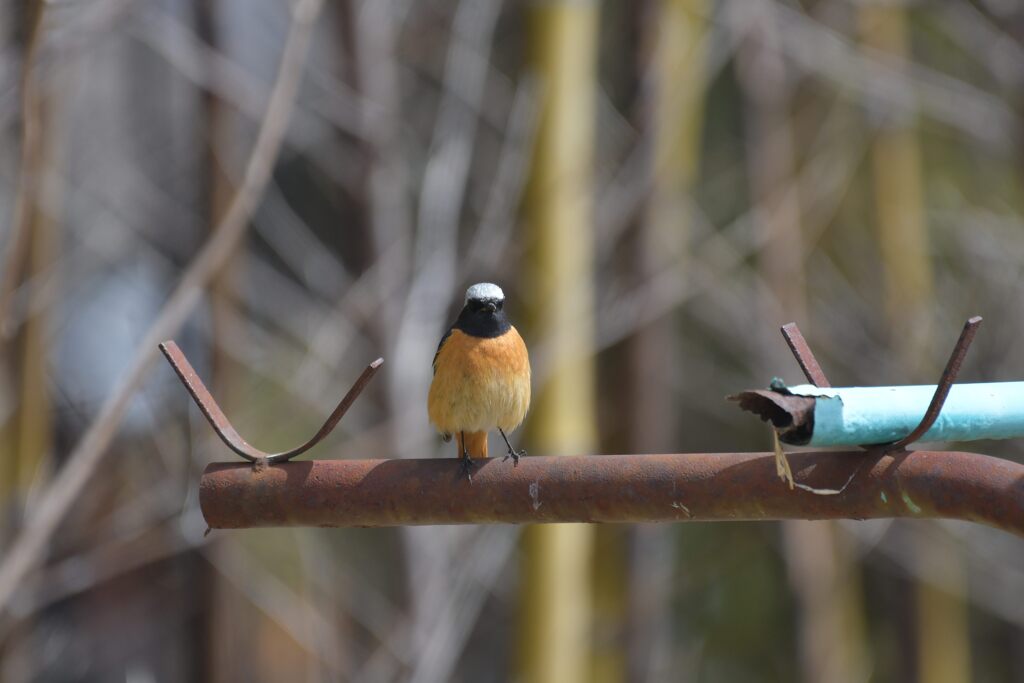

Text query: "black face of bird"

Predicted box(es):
[466, 298, 501, 316]
[455, 296, 510, 338]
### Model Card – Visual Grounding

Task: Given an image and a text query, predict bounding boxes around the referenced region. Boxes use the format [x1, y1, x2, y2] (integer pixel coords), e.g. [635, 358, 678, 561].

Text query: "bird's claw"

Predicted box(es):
[502, 448, 527, 467]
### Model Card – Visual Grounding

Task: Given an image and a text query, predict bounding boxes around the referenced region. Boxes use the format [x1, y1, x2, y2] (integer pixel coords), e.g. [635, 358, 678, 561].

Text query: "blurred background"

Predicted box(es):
[3, 0, 1024, 681]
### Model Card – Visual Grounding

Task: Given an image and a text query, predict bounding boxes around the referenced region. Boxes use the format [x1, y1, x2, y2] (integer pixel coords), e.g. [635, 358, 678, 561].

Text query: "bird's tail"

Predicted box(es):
[456, 431, 488, 459]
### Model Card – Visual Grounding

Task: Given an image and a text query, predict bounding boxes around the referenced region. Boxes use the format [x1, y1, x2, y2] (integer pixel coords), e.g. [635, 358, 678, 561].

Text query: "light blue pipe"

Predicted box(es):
[782, 382, 1024, 447]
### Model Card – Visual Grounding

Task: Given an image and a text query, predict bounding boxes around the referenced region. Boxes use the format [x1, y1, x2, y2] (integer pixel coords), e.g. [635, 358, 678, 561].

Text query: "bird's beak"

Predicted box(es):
[486, 302, 497, 313]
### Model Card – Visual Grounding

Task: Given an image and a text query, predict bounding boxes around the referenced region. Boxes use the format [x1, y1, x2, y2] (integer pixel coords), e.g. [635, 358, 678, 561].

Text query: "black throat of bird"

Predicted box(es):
[453, 300, 511, 338]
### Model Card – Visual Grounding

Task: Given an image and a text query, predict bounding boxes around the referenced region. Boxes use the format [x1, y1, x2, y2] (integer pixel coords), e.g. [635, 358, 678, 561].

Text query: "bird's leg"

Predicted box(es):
[459, 457, 476, 482]
[459, 431, 475, 482]
[499, 428, 526, 466]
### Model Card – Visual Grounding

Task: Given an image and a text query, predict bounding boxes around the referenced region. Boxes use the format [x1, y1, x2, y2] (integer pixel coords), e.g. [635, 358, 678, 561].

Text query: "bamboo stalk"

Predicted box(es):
[0, 0, 46, 336]
[1, 1, 42, 511]
[520, 3, 600, 682]
[858, 6, 969, 682]
[13, 162, 56, 497]
[915, 532, 971, 683]
[4, 0, 60, 511]
[648, 0, 708, 258]
[860, 4, 934, 372]
[0, 2, 58, 671]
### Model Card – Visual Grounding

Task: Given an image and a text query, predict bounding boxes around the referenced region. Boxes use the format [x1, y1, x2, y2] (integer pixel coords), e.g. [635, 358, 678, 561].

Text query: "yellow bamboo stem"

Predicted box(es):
[7, 0, 60, 505]
[520, 3, 599, 682]
[15, 188, 56, 495]
[650, 0, 708, 255]
[860, 4, 934, 369]
[590, 525, 626, 683]
[916, 534, 971, 683]
[859, 6, 969, 682]
[1, 2, 42, 509]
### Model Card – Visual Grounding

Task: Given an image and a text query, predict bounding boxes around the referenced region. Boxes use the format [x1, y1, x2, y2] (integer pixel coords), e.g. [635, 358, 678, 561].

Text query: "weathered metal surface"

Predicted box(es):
[199, 451, 1024, 536]
[160, 340, 382, 463]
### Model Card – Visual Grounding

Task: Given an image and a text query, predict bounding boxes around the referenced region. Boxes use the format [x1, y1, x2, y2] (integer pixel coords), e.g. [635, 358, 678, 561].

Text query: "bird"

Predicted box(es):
[428, 283, 531, 481]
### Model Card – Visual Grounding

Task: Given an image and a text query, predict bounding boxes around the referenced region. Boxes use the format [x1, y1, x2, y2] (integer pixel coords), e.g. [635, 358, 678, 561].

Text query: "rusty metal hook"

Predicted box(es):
[160, 340, 383, 464]
[781, 322, 831, 388]
[886, 316, 982, 451]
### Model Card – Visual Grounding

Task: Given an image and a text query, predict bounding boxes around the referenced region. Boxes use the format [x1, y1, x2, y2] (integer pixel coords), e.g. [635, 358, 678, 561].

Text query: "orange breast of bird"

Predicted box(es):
[428, 327, 531, 458]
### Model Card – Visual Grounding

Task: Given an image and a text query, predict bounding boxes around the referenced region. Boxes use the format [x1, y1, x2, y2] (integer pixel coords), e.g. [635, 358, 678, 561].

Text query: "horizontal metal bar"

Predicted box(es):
[200, 451, 1024, 537]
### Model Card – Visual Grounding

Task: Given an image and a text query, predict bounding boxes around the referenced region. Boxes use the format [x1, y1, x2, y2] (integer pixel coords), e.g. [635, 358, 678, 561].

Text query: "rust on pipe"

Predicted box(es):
[200, 451, 1024, 537]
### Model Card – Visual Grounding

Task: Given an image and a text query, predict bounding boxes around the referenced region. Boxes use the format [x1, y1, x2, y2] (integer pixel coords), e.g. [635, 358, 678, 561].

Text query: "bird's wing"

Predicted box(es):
[432, 327, 454, 375]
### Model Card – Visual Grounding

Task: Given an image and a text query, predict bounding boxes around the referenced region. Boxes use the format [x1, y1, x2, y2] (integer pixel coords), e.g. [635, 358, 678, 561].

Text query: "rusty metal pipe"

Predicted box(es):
[200, 451, 1024, 537]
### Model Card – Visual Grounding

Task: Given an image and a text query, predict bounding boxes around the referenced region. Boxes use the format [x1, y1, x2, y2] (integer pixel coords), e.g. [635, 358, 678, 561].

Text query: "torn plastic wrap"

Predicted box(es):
[732, 381, 1024, 447]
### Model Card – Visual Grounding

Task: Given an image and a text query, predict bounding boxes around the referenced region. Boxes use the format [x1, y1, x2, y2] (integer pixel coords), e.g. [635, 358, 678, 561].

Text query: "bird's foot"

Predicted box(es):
[459, 456, 476, 483]
[502, 447, 527, 467]
[498, 428, 525, 467]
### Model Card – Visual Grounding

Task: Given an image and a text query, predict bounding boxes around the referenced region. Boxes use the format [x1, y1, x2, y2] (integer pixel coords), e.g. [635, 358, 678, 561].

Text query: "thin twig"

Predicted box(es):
[0, 0, 322, 619]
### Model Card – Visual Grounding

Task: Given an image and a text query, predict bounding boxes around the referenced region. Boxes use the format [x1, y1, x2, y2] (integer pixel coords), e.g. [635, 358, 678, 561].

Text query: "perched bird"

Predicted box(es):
[428, 283, 531, 480]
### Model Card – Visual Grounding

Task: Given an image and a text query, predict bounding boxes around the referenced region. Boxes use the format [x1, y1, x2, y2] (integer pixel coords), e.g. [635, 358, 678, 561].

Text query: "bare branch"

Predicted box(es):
[0, 0, 323, 619]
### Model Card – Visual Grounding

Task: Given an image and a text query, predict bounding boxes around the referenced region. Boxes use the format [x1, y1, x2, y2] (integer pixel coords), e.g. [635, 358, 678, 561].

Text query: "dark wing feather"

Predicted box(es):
[432, 327, 454, 375]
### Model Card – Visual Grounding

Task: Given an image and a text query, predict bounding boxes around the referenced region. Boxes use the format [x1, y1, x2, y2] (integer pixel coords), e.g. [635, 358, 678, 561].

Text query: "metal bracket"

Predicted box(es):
[160, 340, 383, 464]
[779, 316, 982, 451]
[885, 316, 982, 451]
[781, 322, 831, 388]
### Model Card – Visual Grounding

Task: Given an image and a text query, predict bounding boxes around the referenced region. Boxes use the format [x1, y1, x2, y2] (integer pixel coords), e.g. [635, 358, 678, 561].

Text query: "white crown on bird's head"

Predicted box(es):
[465, 282, 504, 303]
